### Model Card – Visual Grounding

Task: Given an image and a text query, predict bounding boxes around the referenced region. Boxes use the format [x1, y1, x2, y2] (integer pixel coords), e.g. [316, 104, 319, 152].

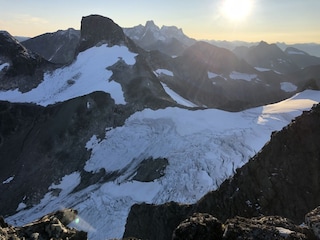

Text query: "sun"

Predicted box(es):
[220, 0, 254, 22]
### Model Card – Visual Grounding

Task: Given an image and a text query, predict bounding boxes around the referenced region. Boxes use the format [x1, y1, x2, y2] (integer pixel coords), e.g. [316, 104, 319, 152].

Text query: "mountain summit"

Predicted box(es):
[78, 14, 136, 53]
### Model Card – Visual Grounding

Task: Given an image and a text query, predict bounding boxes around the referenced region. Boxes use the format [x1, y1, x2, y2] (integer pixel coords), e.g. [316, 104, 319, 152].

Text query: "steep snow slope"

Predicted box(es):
[0, 44, 137, 105]
[5, 90, 320, 240]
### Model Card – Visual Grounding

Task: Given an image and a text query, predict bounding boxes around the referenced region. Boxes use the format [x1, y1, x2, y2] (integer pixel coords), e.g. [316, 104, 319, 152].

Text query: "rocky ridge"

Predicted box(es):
[21, 28, 80, 64]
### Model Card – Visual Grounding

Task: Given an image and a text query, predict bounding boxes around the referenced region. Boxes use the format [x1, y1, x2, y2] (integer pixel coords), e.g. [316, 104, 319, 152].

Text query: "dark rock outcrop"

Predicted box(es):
[124, 103, 320, 239]
[132, 157, 168, 182]
[124, 202, 193, 240]
[0, 209, 87, 239]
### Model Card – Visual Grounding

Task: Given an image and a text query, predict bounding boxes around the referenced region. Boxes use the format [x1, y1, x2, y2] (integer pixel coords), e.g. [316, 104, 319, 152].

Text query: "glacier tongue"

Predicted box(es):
[6, 90, 320, 240]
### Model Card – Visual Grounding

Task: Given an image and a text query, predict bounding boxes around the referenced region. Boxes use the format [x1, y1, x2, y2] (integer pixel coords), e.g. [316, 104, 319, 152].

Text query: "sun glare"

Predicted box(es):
[220, 0, 253, 22]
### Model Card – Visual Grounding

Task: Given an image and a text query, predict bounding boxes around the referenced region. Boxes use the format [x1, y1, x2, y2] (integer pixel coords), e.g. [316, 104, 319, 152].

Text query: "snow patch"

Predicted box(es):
[0, 63, 9, 71]
[254, 67, 271, 72]
[160, 82, 197, 107]
[287, 50, 306, 55]
[281, 82, 298, 92]
[2, 176, 14, 184]
[229, 71, 257, 81]
[154, 69, 174, 77]
[276, 227, 294, 237]
[254, 67, 281, 74]
[0, 44, 137, 106]
[208, 71, 219, 79]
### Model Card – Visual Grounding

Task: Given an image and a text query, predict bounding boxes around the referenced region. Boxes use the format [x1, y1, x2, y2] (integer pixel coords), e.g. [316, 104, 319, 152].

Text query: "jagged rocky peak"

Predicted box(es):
[145, 20, 160, 31]
[78, 14, 128, 52]
[0, 31, 50, 91]
[0, 31, 40, 67]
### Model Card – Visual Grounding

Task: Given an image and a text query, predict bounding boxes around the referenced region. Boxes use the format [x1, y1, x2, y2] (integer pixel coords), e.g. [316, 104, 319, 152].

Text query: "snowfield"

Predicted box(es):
[6, 90, 320, 240]
[229, 71, 257, 81]
[281, 82, 298, 92]
[160, 82, 198, 107]
[0, 44, 137, 105]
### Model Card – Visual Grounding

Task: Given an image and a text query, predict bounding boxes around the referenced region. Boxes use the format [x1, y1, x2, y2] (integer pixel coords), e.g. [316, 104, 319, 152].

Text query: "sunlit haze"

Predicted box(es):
[0, 0, 319, 44]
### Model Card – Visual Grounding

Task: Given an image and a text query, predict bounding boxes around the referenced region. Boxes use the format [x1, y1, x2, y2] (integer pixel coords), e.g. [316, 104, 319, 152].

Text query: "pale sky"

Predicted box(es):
[0, 0, 319, 44]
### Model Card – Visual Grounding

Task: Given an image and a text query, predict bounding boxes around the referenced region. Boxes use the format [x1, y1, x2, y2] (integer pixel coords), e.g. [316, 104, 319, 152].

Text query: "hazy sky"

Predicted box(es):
[0, 0, 319, 44]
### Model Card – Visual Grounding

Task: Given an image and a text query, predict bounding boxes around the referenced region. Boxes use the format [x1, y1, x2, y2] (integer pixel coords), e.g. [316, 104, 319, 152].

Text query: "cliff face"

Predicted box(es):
[78, 15, 139, 54]
[124, 103, 320, 239]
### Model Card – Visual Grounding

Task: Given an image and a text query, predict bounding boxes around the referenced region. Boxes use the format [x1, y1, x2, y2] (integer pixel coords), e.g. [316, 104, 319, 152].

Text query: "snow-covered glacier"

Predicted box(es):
[6, 90, 320, 240]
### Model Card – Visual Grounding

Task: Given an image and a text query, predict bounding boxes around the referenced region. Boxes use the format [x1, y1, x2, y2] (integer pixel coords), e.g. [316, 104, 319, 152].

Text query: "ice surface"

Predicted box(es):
[0, 44, 137, 106]
[160, 82, 198, 107]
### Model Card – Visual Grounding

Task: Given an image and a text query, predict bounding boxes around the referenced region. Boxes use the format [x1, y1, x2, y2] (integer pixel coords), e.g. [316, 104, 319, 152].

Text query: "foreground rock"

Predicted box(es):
[0, 209, 87, 239]
[173, 213, 316, 240]
[305, 206, 320, 239]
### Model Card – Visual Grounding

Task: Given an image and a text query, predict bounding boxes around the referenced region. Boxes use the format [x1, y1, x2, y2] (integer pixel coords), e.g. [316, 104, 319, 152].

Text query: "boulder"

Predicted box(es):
[172, 213, 224, 240]
[305, 206, 320, 239]
[0, 209, 87, 240]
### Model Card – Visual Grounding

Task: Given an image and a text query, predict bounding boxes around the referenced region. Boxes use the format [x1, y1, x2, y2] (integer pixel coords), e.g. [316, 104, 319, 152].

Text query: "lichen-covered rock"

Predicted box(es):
[305, 206, 320, 239]
[172, 213, 224, 240]
[222, 215, 315, 240]
[170, 214, 316, 240]
[0, 208, 87, 240]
